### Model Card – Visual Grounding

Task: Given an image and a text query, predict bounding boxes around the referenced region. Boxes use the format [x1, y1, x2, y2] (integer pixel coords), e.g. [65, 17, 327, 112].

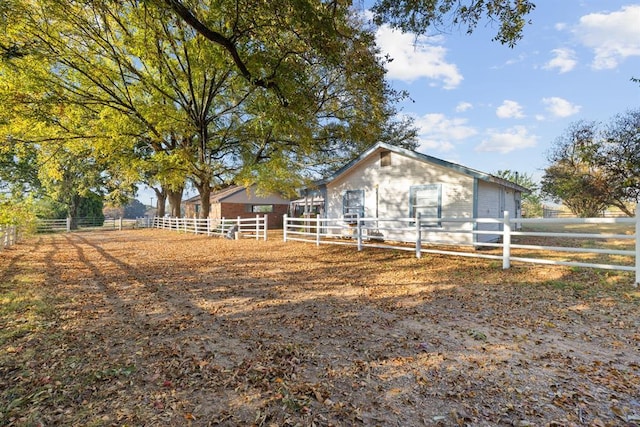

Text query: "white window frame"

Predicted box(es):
[409, 184, 442, 227]
[343, 189, 364, 223]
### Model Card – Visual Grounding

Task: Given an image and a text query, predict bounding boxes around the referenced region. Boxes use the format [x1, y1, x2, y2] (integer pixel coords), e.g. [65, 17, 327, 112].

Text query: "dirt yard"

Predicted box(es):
[1, 230, 639, 426]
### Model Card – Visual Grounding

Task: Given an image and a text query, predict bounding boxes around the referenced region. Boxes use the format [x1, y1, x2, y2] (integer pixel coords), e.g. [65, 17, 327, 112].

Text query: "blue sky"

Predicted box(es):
[371, 1, 640, 182]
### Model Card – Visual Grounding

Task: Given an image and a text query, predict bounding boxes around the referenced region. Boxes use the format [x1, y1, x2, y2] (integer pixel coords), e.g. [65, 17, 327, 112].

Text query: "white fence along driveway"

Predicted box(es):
[283, 211, 639, 286]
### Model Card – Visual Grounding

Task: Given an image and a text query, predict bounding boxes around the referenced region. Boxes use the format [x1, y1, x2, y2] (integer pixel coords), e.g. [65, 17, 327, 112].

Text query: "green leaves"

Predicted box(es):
[371, 0, 535, 48]
[1, 0, 416, 217]
[542, 111, 640, 217]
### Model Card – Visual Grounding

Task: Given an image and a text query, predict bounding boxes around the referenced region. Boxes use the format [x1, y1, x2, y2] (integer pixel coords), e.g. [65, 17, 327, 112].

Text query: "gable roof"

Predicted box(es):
[321, 142, 530, 193]
[183, 185, 292, 204]
[183, 186, 247, 204]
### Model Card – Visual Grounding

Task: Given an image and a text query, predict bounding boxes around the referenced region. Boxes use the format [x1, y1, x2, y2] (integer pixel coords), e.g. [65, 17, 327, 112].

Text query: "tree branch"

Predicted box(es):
[162, 0, 288, 105]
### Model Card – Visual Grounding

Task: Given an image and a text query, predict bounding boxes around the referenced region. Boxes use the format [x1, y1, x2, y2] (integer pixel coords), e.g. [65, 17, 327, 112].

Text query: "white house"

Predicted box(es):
[315, 142, 529, 245]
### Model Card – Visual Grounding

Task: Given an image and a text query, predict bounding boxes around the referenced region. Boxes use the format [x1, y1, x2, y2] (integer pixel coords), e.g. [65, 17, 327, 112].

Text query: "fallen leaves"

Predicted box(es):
[1, 230, 639, 426]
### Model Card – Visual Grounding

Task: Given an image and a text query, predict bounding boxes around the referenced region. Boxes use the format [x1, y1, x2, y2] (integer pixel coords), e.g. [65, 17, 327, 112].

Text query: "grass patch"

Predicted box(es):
[541, 279, 586, 291]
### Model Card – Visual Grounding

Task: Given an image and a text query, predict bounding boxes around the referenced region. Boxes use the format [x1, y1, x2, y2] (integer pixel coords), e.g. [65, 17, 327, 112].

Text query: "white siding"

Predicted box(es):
[475, 181, 520, 242]
[326, 150, 475, 244]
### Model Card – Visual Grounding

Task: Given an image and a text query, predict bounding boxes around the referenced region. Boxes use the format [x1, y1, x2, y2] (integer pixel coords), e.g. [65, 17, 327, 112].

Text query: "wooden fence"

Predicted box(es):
[151, 215, 268, 240]
[283, 210, 639, 286]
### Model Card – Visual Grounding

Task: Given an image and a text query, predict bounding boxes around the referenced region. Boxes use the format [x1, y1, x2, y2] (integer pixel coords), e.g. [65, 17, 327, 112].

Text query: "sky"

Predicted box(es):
[369, 0, 640, 182]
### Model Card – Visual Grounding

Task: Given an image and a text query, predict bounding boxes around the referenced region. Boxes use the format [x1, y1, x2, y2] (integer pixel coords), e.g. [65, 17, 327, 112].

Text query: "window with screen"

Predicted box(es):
[409, 184, 442, 227]
[343, 190, 364, 223]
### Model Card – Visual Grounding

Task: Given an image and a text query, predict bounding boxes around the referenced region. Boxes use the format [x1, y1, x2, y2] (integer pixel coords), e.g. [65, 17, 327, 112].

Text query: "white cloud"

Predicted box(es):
[410, 113, 477, 152]
[455, 102, 473, 113]
[543, 48, 577, 73]
[475, 126, 538, 154]
[496, 100, 525, 119]
[375, 25, 463, 89]
[574, 5, 640, 69]
[542, 97, 581, 118]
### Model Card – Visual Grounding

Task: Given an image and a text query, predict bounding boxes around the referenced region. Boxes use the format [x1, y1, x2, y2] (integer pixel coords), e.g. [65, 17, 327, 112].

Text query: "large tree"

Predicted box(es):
[597, 109, 640, 215]
[1, 0, 417, 219]
[542, 112, 640, 217]
[541, 121, 615, 217]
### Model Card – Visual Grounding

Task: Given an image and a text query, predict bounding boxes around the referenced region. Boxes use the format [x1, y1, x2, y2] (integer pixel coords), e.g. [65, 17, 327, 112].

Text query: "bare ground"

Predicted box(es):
[1, 230, 639, 426]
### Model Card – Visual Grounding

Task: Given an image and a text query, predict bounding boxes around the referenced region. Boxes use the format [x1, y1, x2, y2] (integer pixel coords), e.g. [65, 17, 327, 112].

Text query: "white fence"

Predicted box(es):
[283, 211, 639, 286]
[36, 217, 144, 233]
[1, 225, 19, 251]
[151, 215, 268, 240]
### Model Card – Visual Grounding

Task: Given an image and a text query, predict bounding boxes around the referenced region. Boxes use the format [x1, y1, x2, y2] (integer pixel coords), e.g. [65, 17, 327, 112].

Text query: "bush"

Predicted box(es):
[0, 196, 37, 233]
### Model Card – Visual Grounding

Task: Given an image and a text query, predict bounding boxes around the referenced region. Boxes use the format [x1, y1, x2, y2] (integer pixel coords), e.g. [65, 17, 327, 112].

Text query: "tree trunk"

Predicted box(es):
[68, 194, 81, 230]
[195, 178, 212, 219]
[166, 187, 184, 217]
[153, 188, 167, 217]
[610, 200, 635, 217]
[199, 187, 211, 219]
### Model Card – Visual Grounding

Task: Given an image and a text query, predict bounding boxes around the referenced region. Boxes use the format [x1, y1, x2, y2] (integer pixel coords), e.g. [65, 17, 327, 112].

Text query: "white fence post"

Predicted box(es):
[415, 213, 422, 259]
[635, 203, 640, 287]
[263, 214, 268, 241]
[503, 211, 511, 269]
[255, 215, 260, 240]
[283, 214, 288, 242]
[356, 214, 362, 251]
[316, 214, 321, 246]
[66, 217, 71, 233]
[118, 217, 123, 231]
[236, 216, 241, 240]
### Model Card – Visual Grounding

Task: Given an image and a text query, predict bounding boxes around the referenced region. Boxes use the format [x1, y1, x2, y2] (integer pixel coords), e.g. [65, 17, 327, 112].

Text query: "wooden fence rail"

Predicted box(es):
[283, 209, 640, 287]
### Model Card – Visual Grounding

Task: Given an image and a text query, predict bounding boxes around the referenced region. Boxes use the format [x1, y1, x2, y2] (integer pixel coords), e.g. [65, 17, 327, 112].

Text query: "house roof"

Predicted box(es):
[319, 142, 530, 193]
[183, 185, 291, 204]
[183, 186, 246, 204]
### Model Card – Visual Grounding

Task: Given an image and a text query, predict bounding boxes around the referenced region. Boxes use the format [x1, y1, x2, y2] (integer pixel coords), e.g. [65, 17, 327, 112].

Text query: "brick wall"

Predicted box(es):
[220, 203, 287, 228]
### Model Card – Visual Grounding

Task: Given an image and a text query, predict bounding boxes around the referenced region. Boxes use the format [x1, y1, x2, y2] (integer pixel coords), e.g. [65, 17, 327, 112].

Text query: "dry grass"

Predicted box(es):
[1, 229, 639, 426]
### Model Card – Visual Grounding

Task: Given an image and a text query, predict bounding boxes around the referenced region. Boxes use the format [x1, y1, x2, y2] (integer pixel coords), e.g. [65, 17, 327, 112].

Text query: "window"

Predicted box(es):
[250, 204, 274, 213]
[343, 189, 364, 223]
[409, 184, 441, 227]
[380, 150, 391, 167]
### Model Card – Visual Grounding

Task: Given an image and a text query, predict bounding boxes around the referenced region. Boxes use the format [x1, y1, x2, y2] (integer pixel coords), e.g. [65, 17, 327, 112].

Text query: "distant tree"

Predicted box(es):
[541, 121, 613, 217]
[76, 194, 105, 223]
[123, 199, 147, 219]
[495, 170, 542, 217]
[34, 197, 68, 219]
[542, 112, 640, 217]
[596, 109, 640, 216]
